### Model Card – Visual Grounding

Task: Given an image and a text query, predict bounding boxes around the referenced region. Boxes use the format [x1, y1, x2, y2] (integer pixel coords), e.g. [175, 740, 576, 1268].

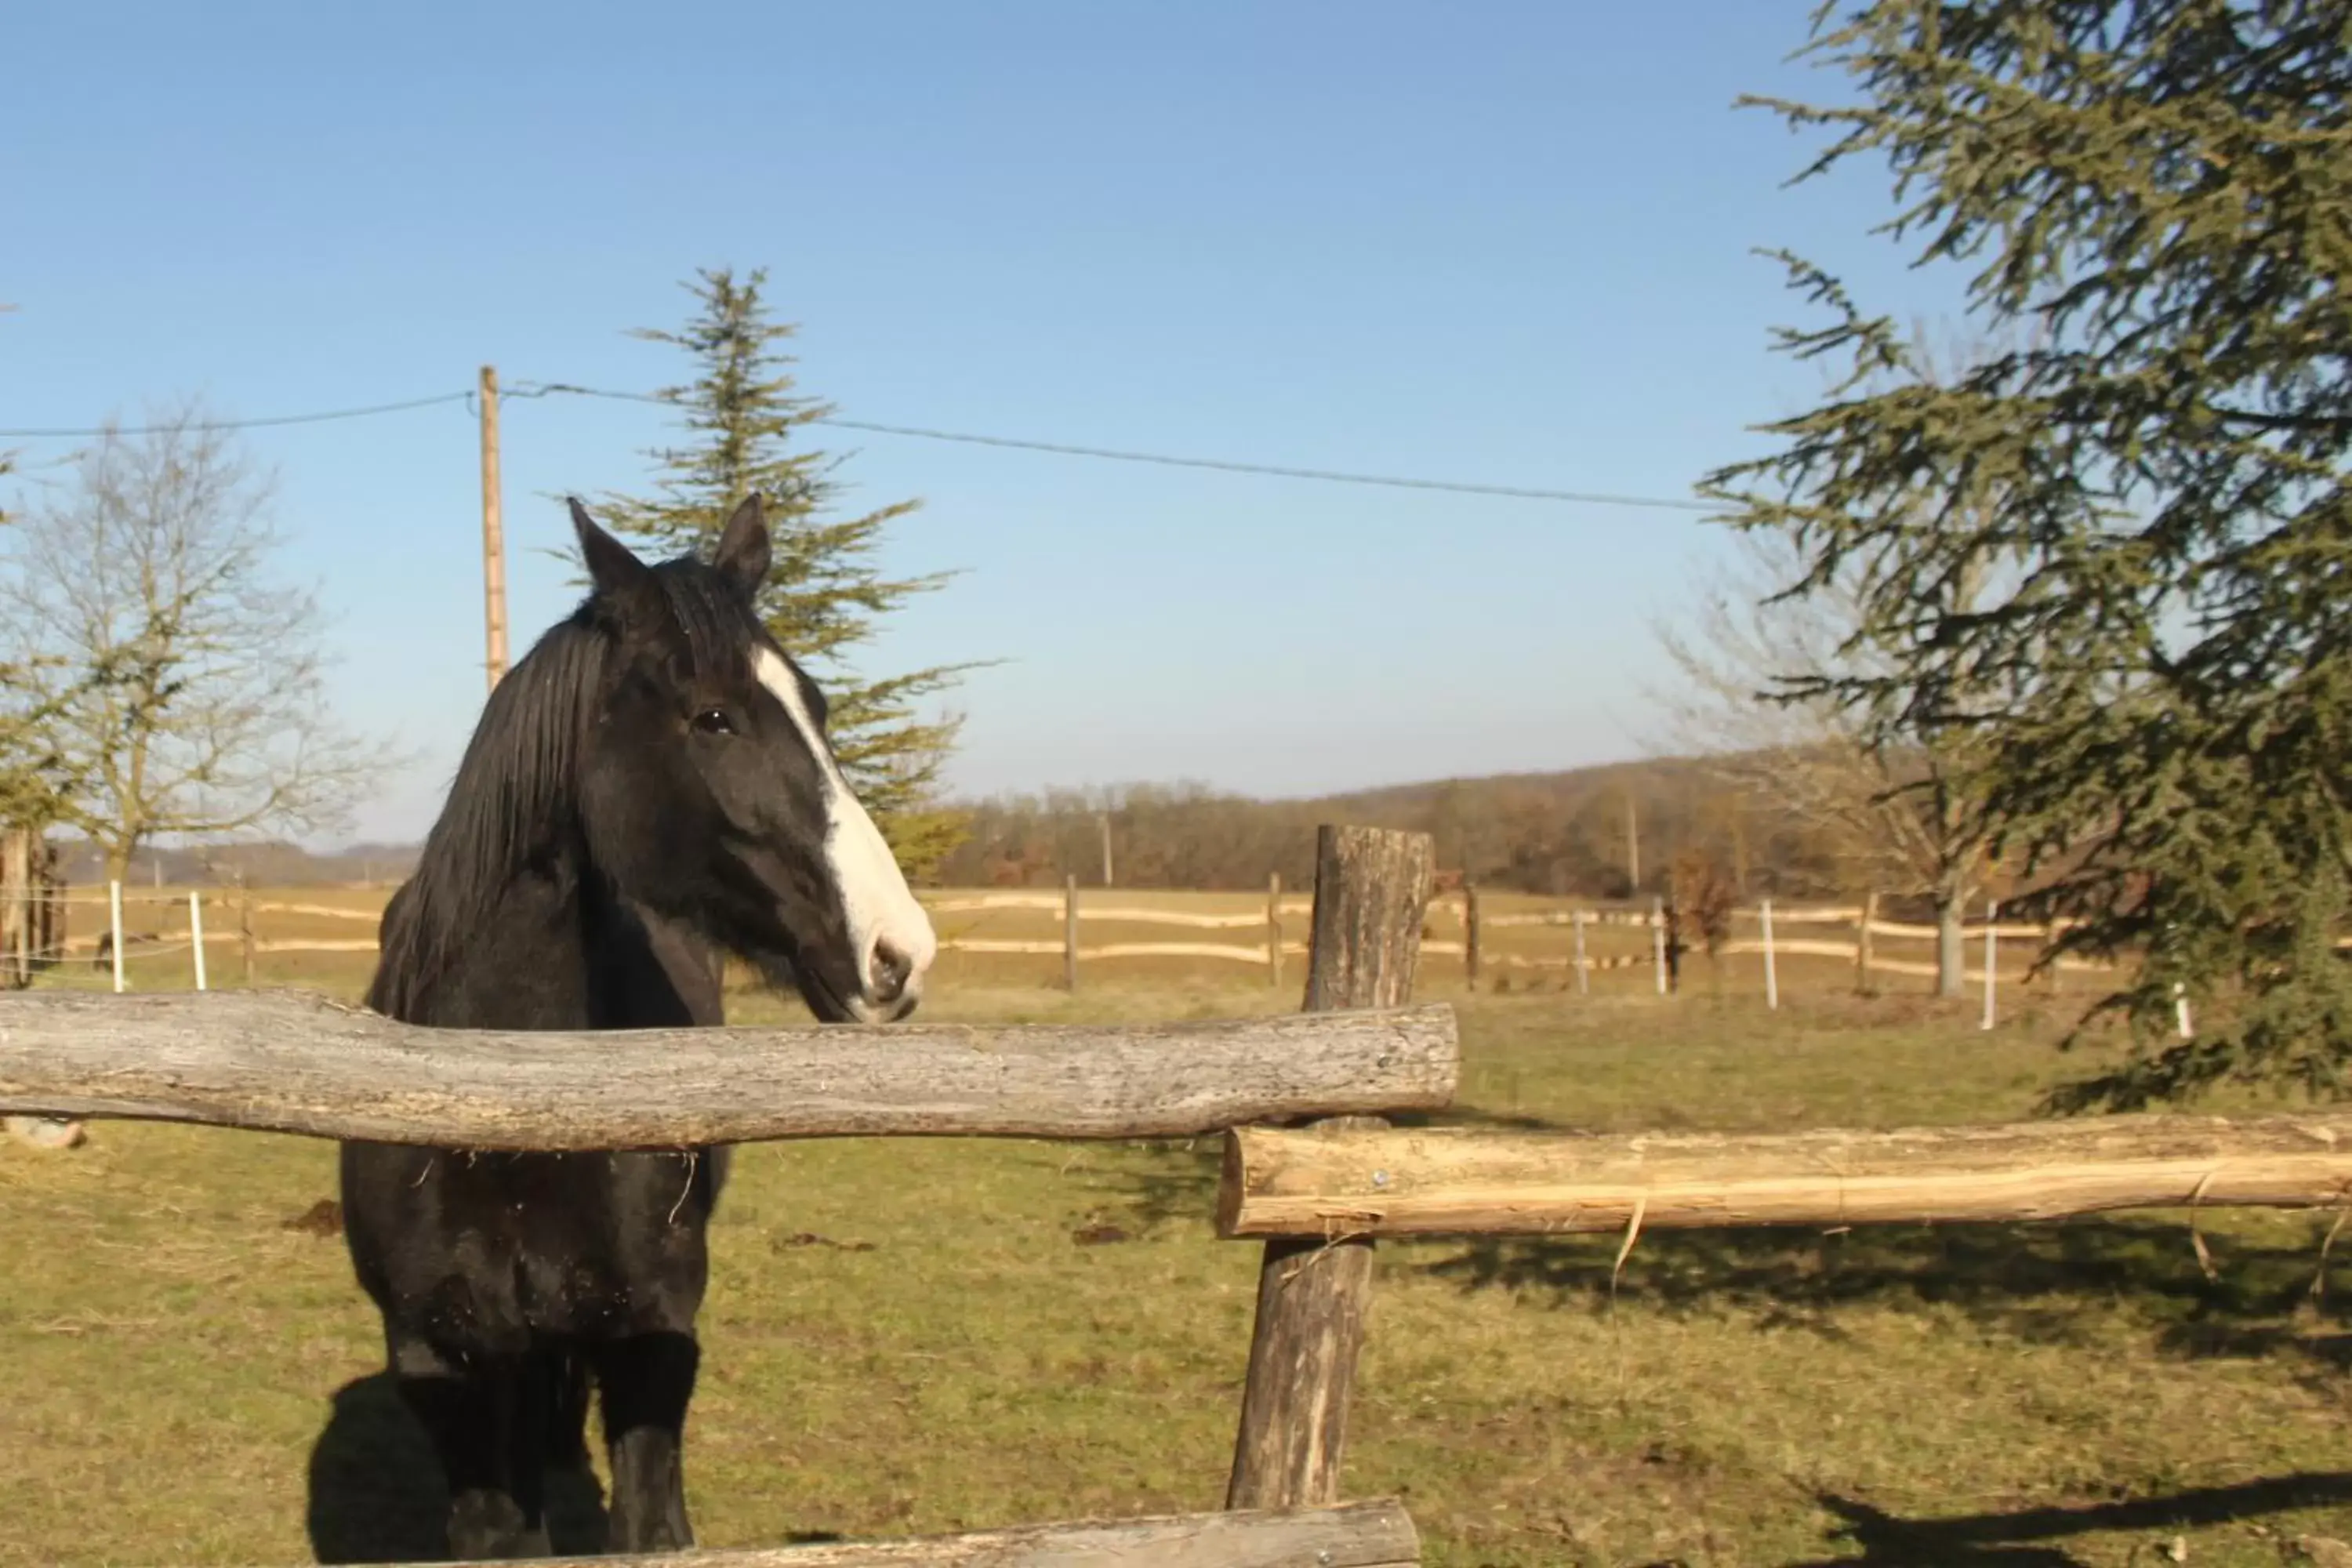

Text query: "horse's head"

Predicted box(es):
[567, 493, 938, 1024]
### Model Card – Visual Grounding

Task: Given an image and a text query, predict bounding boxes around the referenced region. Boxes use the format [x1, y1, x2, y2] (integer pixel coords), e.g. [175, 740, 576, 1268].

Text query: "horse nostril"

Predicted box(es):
[868, 938, 914, 1006]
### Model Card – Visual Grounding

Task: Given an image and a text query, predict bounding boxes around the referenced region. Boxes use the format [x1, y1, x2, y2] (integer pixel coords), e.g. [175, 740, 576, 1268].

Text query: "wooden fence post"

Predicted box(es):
[1857, 890, 1877, 996]
[34, 841, 60, 971]
[1650, 895, 1667, 996]
[238, 873, 255, 986]
[1981, 898, 1998, 1032]
[1225, 824, 1432, 1513]
[1266, 872, 1283, 991]
[1062, 873, 1080, 993]
[1572, 907, 1589, 996]
[1461, 880, 1480, 992]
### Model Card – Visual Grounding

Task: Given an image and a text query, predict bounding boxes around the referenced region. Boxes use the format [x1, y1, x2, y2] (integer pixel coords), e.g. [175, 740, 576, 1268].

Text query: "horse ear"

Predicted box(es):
[713, 492, 771, 599]
[570, 498, 656, 612]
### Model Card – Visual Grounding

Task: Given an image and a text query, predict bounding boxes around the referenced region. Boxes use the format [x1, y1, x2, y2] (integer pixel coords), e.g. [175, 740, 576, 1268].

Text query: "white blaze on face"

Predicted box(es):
[753, 647, 939, 1018]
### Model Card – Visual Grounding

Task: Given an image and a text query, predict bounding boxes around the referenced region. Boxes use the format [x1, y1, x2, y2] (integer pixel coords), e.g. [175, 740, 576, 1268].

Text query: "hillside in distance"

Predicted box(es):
[41, 751, 1845, 901]
[933, 753, 1846, 899]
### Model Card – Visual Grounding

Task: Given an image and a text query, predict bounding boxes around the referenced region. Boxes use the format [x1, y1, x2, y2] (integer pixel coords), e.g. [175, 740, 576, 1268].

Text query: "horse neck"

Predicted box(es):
[584, 877, 729, 1029]
[374, 854, 724, 1032]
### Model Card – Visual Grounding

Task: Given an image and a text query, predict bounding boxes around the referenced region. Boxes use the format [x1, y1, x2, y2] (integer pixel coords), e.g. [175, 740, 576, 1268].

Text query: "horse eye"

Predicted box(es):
[691, 707, 735, 736]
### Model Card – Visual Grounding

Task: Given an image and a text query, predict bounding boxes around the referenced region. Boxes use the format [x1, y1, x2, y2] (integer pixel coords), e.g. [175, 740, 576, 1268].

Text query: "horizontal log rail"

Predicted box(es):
[0, 989, 1457, 1151]
[376, 1500, 1421, 1567]
[1217, 1113, 2352, 1240]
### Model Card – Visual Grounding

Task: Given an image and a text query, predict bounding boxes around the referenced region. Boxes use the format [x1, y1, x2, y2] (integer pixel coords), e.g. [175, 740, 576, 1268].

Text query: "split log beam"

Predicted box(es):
[1218, 1116, 2352, 1239]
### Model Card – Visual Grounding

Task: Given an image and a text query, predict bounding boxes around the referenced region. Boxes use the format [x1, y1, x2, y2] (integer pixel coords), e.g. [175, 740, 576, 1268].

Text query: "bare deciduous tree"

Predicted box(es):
[1, 401, 394, 882]
[1652, 526, 1997, 995]
[1650, 323, 2035, 997]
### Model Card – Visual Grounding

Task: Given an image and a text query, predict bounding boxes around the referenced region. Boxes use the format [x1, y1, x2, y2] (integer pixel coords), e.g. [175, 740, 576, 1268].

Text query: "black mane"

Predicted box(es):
[369, 564, 759, 1022]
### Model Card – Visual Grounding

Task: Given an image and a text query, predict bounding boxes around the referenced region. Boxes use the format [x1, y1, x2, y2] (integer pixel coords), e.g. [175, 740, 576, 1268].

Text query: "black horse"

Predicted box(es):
[339, 494, 938, 1559]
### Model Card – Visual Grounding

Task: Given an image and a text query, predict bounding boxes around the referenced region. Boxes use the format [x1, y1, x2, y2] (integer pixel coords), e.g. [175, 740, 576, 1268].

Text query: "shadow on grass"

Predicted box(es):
[306, 1372, 610, 1563]
[1785, 1474, 2352, 1565]
[1414, 1218, 2352, 1364]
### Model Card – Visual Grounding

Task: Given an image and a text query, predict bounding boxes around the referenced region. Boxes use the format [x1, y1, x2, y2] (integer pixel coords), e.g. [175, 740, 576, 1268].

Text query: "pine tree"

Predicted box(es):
[1705, 1, 2352, 1111]
[592, 267, 978, 875]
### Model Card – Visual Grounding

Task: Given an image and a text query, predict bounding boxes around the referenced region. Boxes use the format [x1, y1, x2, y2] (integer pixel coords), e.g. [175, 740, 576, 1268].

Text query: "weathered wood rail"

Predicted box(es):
[1218, 1116, 2352, 1239]
[0, 990, 1456, 1149]
[413, 1500, 1420, 1567]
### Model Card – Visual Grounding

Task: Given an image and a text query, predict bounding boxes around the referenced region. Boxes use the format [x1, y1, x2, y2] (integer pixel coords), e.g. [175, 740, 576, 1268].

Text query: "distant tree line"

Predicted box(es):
[930, 766, 1866, 903]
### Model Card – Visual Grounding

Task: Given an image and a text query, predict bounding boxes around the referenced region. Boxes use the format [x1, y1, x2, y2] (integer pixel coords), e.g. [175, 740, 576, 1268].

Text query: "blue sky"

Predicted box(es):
[2, 2, 1968, 846]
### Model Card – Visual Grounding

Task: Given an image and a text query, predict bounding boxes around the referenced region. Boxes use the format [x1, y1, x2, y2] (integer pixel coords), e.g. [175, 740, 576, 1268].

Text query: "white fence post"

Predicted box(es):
[2175, 981, 2194, 1039]
[189, 891, 207, 993]
[109, 879, 125, 995]
[1572, 908, 1589, 996]
[1761, 897, 1779, 1011]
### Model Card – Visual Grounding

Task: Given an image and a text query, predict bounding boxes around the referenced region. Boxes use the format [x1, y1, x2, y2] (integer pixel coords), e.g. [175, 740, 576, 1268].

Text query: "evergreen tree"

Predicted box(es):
[592, 267, 978, 875]
[1705, 1, 2352, 1110]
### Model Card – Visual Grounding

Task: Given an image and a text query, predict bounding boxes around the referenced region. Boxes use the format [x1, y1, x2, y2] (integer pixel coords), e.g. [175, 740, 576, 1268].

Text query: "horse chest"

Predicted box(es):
[386, 1151, 713, 1345]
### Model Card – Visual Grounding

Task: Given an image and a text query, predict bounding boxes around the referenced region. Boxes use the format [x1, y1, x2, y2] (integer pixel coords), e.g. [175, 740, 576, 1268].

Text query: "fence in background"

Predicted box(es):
[0, 872, 2147, 1031]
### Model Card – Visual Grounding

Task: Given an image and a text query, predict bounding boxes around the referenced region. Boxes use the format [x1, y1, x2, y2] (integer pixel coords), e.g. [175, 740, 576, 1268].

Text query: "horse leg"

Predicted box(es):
[529, 1345, 607, 1552]
[389, 1335, 542, 1559]
[590, 1330, 700, 1552]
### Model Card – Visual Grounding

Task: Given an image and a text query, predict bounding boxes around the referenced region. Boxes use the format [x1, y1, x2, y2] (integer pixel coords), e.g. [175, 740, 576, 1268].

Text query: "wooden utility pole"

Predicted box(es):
[479, 365, 509, 691]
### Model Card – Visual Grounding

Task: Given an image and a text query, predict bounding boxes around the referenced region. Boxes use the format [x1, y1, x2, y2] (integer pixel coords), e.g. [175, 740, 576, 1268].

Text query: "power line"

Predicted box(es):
[0, 391, 473, 439]
[518, 381, 1714, 510]
[0, 379, 1715, 512]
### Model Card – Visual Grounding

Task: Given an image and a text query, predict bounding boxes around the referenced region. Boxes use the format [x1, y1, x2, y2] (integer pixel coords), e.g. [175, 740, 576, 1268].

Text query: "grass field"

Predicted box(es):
[4, 891, 2350, 1565]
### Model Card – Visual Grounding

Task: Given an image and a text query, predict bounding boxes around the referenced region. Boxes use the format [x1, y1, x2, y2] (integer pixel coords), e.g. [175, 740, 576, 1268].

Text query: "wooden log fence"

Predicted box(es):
[7, 886, 2113, 1024]
[0, 821, 1446, 1566]
[1227, 825, 1429, 1512]
[0, 989, 1455, 1149]
[15, 821, 2352, 1565]
[1218, 1115, 2352, 1239]
[370, 1501, 1421, 1568]
[1, 879, 2153, 1015]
